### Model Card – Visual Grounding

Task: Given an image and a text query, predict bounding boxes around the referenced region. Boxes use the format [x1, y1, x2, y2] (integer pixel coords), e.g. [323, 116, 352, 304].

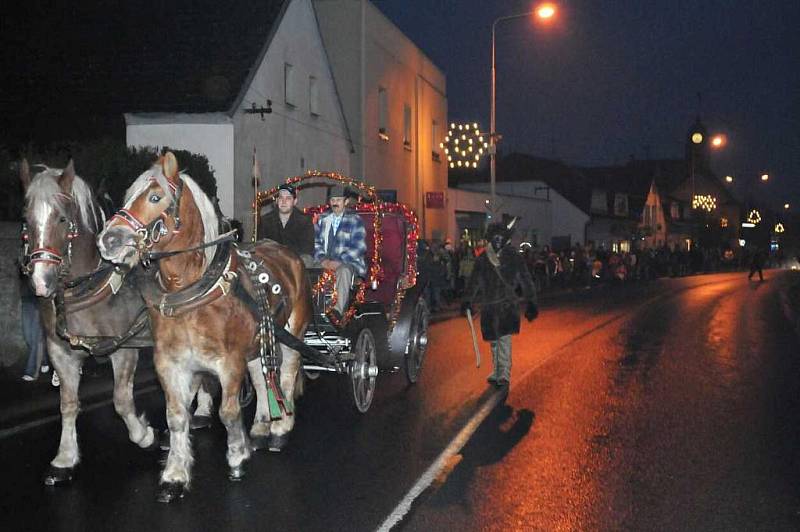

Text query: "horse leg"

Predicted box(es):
[190, 374, 214, 429]
[44, 343, 84, 485]
[218, 367, 250, 481]
[247, 358, 271, 451]
[156, 363, 194, 503]
[109, 349, 155, 449]
[266, 345, 302, 452]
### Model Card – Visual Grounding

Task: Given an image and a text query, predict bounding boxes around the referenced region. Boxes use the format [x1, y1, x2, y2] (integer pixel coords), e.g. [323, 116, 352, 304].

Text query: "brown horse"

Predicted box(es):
[97, 152, 312, 502]
[19, 160, 158, 485]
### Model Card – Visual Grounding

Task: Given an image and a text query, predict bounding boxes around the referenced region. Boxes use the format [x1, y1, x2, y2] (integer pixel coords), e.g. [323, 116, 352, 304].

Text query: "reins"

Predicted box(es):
[143, 230, 238, 262]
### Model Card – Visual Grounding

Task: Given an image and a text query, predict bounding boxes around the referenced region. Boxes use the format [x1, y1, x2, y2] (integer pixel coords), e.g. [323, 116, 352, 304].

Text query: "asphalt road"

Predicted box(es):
[2, 270, 799, 531]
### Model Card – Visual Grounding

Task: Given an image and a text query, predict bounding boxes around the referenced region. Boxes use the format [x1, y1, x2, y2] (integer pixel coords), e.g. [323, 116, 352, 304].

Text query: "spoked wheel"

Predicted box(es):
[239, 371, 255, 408]
[404, 298, 430, 384]
[350, 325, 378, 413]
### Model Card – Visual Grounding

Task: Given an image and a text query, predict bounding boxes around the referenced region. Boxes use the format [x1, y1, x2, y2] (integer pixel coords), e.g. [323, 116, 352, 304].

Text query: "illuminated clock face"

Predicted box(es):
[691, 132, 703, 144]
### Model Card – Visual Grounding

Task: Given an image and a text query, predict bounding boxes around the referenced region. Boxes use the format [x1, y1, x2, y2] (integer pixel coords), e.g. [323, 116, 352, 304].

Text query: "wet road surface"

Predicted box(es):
[2, 270, 799, 531]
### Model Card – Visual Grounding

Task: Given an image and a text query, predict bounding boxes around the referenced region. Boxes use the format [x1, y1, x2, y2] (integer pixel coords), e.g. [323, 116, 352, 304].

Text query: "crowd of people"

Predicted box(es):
[416, 237, 785, 312]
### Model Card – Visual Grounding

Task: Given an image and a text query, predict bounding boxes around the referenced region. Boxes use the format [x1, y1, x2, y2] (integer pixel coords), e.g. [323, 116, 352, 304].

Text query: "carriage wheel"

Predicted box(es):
[350, 325, 378, 413]
[239, 371, 255, 408]
[404, 298, 430, 384]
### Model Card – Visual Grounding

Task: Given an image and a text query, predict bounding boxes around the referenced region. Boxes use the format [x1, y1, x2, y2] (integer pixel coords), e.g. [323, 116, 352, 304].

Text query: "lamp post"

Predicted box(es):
[490, 4, 556, 214]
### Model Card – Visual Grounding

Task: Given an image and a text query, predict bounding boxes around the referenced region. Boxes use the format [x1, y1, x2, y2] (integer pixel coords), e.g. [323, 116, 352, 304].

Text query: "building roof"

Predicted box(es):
[450, 153, 593, 213]
[2, 0, 287, 142]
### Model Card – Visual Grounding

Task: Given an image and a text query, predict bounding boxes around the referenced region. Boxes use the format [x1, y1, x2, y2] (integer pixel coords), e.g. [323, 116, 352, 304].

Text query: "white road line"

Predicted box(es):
[0, 384, 161, 440]
[376, 389, 505, 531]
[377, 306, 648, 530]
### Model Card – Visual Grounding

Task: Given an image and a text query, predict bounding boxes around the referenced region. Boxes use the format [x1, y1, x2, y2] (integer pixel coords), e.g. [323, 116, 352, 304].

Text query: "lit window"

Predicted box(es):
[378, 87, 388, 140]
[403, 104, 412, 149]
[284, 63, 295, 107]
[309, 75, 319, 116]
[432, 120, 440, 161]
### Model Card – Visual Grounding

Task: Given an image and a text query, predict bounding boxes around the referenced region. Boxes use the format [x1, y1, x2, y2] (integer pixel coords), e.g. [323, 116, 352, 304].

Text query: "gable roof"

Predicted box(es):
[2, 0, 288, 142]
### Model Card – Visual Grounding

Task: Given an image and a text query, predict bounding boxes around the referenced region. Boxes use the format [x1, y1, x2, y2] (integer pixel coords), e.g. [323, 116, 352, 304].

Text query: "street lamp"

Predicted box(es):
[490, 3, 557, 213]
[761, 173, 769, 182]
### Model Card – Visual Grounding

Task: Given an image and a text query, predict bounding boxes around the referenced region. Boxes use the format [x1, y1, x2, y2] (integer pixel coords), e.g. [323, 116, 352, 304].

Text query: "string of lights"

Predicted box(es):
[442, 122, 488, 169]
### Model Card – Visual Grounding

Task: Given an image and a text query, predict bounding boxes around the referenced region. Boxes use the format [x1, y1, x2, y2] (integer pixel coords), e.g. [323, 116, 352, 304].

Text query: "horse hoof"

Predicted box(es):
[156, 482, 186, 503]
[158, 430, 170, 451]
[267, 433, 289, 453]
[190, 415, 213, 430]
[250, 435, 270, 452]
[228, 465, 246, 481]
[43, 465, 75, 486]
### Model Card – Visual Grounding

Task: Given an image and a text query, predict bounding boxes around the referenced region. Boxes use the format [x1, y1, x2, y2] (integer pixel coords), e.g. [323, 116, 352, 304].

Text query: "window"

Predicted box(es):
[613, 193, 629, 216]
[378, 87, 388, 140]
[403, 104, 412, 149]
[432, 120, 440, 161]
[284, 63, 295, 107]
[670, 202, 680, 219]
[591, 189, 608, 213]
[309, 75, 319, 116]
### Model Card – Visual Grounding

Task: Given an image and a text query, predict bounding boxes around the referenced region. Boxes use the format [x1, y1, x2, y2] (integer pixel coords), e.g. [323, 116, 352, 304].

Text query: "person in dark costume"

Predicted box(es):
[258, 183, 315, 265]
[747, 246, 765, 281]
[461, 218, 538, 387]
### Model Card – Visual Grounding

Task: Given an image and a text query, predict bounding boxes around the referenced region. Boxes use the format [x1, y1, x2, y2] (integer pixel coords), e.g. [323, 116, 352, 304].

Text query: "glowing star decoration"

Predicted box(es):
[775, 222, 785, 233]
[445, 122, 488, 169]
[747, 209, 762, 225]
[692, 194, 717, 212]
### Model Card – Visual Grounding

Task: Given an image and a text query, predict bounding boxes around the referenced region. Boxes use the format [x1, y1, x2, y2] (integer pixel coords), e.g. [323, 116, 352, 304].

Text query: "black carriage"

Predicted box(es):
[257, 172, 430, 412]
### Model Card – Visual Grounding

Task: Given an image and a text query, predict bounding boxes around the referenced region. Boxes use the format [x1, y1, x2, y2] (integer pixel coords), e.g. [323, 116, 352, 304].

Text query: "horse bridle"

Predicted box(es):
[110, 176, 184, 253]
[20, 204, 79, 280]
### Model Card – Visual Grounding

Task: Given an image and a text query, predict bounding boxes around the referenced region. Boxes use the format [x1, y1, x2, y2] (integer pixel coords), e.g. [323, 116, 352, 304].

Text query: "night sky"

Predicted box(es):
[373, 0, 800, 209]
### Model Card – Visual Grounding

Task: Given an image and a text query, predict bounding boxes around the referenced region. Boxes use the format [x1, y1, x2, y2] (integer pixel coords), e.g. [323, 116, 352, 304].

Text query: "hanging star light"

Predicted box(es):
[747, 209, 762, 225]
[775, 222, 785, 233]
[441, 122, 489, 169]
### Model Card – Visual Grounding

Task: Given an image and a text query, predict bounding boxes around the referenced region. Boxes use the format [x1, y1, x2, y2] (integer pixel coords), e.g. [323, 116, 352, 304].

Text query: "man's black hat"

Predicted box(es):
[329, 184, 348, 198]
[277, 183, 296, 197]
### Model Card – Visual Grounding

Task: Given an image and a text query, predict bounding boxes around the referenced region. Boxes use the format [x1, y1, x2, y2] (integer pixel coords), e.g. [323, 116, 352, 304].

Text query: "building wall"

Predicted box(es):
[234, 0, 352, 238]
[457, 181, 588, 248]
[641, 181, 668, 248]
[447, 188, 552, 247]
[126, 116, 235, 215]
[315, 0, 448, 239]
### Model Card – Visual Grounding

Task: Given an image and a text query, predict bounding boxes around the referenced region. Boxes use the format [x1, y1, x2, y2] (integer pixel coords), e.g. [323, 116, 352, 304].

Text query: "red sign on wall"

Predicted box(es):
[425, 191, 445, 209]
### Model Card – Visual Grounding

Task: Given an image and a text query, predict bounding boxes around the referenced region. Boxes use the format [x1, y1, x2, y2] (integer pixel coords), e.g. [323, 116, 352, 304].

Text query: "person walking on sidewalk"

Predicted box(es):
[461, 218, 538, 388]
[748, 246, 765, 281]
[19, 268, 50, 382]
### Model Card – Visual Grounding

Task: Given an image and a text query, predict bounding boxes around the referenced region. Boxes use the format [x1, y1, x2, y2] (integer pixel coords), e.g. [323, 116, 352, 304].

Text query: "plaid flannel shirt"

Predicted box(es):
[314, 210, 367, 276]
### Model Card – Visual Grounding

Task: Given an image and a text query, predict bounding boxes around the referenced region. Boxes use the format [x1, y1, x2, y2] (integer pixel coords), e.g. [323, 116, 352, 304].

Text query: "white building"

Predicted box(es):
[125, 0, 352, 239]
[314, 0, 448, 239]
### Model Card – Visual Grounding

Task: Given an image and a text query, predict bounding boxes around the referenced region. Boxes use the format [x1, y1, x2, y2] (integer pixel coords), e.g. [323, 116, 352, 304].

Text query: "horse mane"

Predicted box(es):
[26, 167, 102, 233]
[125, 165, 219, 266]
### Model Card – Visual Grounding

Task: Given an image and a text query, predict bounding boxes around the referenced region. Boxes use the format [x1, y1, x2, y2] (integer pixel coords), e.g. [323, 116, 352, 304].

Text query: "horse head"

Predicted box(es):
[98, 152, 218, 272]
[20, 159, 100, 297]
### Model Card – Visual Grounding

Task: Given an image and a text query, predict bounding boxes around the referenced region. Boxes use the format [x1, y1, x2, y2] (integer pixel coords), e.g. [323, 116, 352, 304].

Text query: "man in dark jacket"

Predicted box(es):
[258, 184, 315, 264]
[462, 219, 538, 387]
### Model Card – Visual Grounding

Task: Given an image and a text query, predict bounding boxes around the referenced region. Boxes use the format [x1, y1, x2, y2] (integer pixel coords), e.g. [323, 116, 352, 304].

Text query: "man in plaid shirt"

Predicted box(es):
[313, 185, 367, 318]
